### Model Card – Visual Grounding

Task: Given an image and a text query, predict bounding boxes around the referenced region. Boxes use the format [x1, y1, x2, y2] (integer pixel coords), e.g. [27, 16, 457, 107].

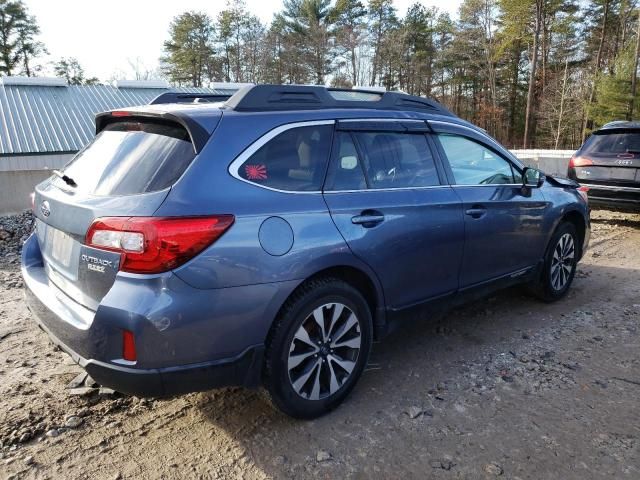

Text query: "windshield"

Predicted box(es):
[54, 120, 195, 196]
[582, 131, 640, 155]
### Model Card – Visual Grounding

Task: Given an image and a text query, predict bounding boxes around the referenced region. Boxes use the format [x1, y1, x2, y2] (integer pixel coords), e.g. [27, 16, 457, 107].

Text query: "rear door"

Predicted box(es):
[431, 124, 548, 288]
[33, 115, 213, 310]
[322, 120, 464, 310]
[573, 129, 640, 186]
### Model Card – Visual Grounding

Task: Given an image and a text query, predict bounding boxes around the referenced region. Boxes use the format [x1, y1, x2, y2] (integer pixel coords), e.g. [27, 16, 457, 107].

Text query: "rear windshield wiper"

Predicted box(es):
[52, 169, 77, 188]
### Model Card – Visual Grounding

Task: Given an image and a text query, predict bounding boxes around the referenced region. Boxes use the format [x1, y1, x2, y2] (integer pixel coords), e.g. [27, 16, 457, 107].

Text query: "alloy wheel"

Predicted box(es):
[287, 303, 362, 400]
[550, 233, 575, 291]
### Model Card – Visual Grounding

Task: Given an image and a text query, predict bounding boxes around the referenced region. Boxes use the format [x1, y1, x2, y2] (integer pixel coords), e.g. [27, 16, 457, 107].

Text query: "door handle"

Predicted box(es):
[351, 213, 385, 226]
[465, 206, 487, 219]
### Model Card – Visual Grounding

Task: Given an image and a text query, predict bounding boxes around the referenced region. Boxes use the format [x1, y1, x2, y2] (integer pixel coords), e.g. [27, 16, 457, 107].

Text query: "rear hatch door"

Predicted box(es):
[574, 129, 640, 186]
[33, 111, 218, 310]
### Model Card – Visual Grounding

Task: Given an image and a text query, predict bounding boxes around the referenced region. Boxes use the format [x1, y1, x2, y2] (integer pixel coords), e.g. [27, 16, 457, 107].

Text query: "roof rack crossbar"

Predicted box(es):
[223, 85, 453, 116]
[150, 92, 234, 105]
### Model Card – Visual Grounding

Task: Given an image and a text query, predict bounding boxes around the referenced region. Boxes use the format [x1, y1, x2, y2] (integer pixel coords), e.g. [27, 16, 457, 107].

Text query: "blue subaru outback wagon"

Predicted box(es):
[22, 85, 590, 418]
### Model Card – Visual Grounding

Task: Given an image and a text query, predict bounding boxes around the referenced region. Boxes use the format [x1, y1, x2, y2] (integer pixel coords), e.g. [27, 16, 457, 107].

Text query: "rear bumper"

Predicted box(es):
[580, 183, 640, 212]
[21, 233, 297, 397]
[24, 283, 264, 396]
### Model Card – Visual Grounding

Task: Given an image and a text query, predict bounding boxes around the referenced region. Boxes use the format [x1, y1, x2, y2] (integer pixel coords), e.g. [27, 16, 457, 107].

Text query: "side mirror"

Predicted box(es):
[522, 167, 545, 189]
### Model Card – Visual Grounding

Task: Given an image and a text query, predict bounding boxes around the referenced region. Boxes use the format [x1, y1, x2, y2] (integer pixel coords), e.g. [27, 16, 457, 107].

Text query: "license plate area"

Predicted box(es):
[576, 166, 637, 182]
[45, 227, 74, 268]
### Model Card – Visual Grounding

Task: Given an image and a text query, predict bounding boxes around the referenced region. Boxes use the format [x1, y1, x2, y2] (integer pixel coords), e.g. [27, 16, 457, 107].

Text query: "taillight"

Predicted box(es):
[85, 216, 234, 274]
[568, 156, 594, 168]
[577, 185, 589, 203]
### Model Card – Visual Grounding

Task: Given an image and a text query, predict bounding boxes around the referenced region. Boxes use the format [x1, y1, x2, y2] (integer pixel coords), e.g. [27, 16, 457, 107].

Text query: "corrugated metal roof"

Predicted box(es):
[0, 82, 235, 155]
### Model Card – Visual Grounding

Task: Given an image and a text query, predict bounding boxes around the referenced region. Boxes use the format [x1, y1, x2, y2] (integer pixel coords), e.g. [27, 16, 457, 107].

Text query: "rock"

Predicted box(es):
[430, 459, 454, 470]
[45, 429, 60, 438]
[18, 432, 31, 443]
[99, 387, 117, 396]
[84, 375, 99, 388]
[316, 450, 332, 462]
[64, 416, 83, 429]
[484, 462, 503, 476]
[68, 387, 96, 397]
[406, 406, 423, 419]
[273, 455, 287, 466]
[67, 372, 88, 389]
[24, 455, 35, 466]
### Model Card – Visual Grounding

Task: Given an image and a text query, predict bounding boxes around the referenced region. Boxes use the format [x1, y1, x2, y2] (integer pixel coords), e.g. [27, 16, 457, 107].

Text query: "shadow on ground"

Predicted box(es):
[193, 261, 640, 479]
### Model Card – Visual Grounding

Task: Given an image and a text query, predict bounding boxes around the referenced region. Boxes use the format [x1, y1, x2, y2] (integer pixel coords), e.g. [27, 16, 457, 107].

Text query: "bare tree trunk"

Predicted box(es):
[351, 43, 358, 86]
[508, 42, 520, 146]
[555, 56, 570, 149]
[628, 11, 640, 120]
[524, 0, 543, 149]
[582, 0, 610, 139]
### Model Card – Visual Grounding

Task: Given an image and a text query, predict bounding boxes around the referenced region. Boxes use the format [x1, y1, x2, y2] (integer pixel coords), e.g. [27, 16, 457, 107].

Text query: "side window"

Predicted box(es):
[237, 125, 332, 191]
[354, 132, 440, 189]
[437, 134, 516, 185]
[325, 132, 367, 191]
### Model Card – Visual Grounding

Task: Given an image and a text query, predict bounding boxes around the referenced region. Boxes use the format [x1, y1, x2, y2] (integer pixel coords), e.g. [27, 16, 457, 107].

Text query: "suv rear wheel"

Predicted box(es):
[529, 222, 578, 302]
[263, 278, 373, 419]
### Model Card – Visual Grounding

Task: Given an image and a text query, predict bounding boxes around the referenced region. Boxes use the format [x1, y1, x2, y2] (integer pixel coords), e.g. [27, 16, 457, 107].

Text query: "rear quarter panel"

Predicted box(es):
[156, 112, 385, 297]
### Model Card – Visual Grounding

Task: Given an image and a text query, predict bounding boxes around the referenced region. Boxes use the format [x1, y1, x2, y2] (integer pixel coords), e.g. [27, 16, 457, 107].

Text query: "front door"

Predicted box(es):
[432, 129, 549, 288]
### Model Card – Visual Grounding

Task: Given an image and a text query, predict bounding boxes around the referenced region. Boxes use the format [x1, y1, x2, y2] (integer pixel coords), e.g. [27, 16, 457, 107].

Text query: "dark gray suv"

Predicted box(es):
[569, 121, 640, 211]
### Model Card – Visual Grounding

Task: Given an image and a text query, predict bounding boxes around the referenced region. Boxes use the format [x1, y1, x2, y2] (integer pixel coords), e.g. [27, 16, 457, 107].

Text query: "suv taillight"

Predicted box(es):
[568, 156, 593, 168]
[86, 216, 234, 274]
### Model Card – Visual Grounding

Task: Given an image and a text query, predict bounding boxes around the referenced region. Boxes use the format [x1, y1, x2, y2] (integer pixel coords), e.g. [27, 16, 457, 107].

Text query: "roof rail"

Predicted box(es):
[223, 84, 454, 116]
[149, 92, 234, 105]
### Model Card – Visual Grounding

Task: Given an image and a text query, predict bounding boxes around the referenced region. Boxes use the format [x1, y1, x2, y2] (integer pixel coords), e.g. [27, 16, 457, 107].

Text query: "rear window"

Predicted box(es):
[237, 125, 333, 191]
[53, 119, 196, 195]
[582, 131, 640, 154]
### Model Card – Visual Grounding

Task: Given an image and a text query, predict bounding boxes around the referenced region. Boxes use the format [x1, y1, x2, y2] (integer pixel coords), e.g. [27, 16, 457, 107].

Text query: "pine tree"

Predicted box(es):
[0, 0, 45, 76]
[161, 11, 216, 87]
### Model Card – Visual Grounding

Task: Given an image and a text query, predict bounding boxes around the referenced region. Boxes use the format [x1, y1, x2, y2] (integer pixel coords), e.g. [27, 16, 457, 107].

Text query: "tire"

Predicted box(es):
[529, 222, 579, 302]
[262, 277, 373, 419]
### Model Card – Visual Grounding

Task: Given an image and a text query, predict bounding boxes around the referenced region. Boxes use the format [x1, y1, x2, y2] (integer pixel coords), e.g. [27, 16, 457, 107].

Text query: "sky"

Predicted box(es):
[23, 0, 463, 82]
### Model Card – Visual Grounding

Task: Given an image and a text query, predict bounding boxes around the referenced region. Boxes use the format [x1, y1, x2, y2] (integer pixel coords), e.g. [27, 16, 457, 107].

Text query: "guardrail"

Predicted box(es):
[510, 149, 575, 176]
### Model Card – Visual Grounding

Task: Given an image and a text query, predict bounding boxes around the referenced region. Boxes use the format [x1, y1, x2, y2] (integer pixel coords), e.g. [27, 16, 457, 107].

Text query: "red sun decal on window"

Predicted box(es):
[245, 164, 267, 180]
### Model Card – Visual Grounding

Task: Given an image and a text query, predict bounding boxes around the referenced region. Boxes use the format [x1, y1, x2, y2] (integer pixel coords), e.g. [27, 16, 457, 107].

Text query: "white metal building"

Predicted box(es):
[0, 77, 237, 214]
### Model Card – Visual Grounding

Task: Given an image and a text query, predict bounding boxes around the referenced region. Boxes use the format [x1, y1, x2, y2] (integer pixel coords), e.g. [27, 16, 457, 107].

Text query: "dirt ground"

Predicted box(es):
[1, 209, 639, 480]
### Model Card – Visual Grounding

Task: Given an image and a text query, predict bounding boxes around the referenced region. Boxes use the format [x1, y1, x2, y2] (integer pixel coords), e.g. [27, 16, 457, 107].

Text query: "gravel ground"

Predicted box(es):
[1, 209, 639, 479]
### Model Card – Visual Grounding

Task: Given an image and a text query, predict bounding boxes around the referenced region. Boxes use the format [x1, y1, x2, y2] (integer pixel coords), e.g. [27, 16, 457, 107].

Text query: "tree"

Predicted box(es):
[0, 0, 45, 76]
[401, 4, 437, 96]
[591, 44, 640, 126]
[161, 11, 216, 87]
[331, 0, 367, 86]
[53, 57, 98, 85]
[367, 0, 397, 86]
[283, 0, 336, 85]
[217, 0, 264, 83]
[628, 9, 640, 118]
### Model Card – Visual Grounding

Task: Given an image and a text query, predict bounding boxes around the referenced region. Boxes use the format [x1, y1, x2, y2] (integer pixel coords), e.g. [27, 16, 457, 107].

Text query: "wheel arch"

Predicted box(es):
[559, 209, 587, 259]
[275, 264, 387, 341]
